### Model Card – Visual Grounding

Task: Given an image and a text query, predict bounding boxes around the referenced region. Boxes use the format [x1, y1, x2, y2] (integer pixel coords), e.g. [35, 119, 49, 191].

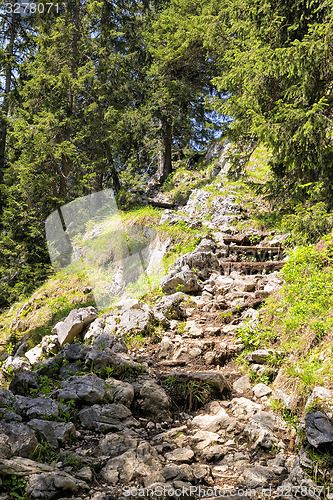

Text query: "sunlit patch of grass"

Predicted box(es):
[0, 270, 95, 363]
[236, 240, 333, 408]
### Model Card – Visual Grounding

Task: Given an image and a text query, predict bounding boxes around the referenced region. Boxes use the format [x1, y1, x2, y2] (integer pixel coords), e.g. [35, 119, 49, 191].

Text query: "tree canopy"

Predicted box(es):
[1, 0, 333, 308]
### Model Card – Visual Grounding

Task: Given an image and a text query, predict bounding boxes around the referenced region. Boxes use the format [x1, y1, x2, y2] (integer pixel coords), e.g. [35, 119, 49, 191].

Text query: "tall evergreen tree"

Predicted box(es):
[207, 0, 333, 202]
[145, 0, 219, 183]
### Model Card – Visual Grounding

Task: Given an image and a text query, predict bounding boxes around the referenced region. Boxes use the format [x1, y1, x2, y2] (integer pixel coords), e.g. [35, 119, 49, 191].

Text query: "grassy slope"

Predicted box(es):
[0, 143, 271, 361]
[3, 140, 332, 417]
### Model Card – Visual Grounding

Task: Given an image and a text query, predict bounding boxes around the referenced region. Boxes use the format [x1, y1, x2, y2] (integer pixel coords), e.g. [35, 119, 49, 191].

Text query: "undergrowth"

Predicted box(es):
[237, 235, 333, 405]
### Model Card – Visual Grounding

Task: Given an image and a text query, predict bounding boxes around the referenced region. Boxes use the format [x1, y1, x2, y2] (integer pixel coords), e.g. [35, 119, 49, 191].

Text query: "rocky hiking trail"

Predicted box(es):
[0, 189, 328, 500]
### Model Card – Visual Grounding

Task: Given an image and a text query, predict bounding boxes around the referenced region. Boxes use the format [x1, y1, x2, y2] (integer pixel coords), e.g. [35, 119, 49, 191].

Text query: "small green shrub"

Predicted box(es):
[163, 376, 212, 411]
[1, 475, 27, 499]
[237, 323, 276, 350]
[281, 202, 333, 246]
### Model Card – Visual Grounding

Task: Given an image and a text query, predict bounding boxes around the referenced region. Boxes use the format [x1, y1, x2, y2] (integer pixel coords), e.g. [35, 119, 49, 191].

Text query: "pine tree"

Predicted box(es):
[207, 0, 333, 202]
[145, 0, 219, 184]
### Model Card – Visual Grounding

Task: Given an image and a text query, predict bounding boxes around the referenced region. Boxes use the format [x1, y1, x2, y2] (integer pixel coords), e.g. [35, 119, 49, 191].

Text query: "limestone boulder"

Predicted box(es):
[78, 403, 137, 432]
[104, 378, 134, 407]
[27, 419, 75, 448]
[161, 267, 200, 295]
[100, 441, 162, 484]
[133, 378, 171, 422]
[153, 292, 186, 324]
[14, 396, 59, 420]
[58, 373, 105, 405]
[104, 299, 155, 336]
[0, 422, 38, 458]
[52, 307, 98, 346]
[0, 389, 15, 407]
[26, 471, 89, 499]
[304, 411, 333, 448]
[9, 371, 38, 396]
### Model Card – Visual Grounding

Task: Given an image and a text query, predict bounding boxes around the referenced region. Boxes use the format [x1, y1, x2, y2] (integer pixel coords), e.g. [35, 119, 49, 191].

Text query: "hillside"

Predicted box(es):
[0, 144, 332, 499]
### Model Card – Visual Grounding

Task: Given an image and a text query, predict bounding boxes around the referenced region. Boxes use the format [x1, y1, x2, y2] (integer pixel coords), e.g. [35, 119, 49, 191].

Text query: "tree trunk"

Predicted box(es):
[156, 119, 172, 184]
[104, 142, 121, 194]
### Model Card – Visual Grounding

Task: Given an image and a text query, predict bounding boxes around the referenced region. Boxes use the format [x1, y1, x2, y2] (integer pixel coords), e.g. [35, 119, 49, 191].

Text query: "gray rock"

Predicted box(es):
[52, 307, 98, 346]
[304, 411, 333, 448]
[61, 344, 89, 362]
[0, 389, 15, 408]
[172, 250, 220, 280]
[205, 139, 231, 163]
[104, 299, 155, 336]
[241, 465, 275, 488]
[0, 435, 12, 459]
[161, 464, 193, 482]
[14, 396, 59, 420]
[24, 345, 43, 365]
[134, 378, 171, 422]
[191, 430, 220, 445]
[78, 403, 135, 432]
[0, 456, 53, 475]
[52, 421, 76, 444]
[154, 293, 186, 324]
[27, 419, 76, 448]
[58, 373, 105, 404]
[27, 419, 58, 448]
[36, 356, 63, 378]
[279, 457, 320, 500]
[164, 447, 194, 463]
[40, 335, 60, 357]
[0, 411, 22, 423]
[26, 471, 89, 499]
[1, 356, 30, 375]
[191, 463, 211, 482]
[95, 432, 137, 458]
[83, 317, 105, 341]
[158, 336, 173, 358]
[85, 349, 140, 377]
[191, 407, 232, 433]
[253, 383, 272, 398]
[305, 386, 333, 410]
[204, 351, 216, 365]
[100, 441, 161, 484]
[245, 411, 278, 449]
[245, 349, 272, 364]
[105, 378, 134, 407]
[160, 267, 200, 295]
[9, 371, 38, 396]
[201, 444, 225, 461]
[0, 422, 38, 458]
[272, 389, 295, 411]
[59, 362, 81, 379]
[93, 334, 128, 353]
[233, 375, 252, 394]
[75, 466, 92, 482]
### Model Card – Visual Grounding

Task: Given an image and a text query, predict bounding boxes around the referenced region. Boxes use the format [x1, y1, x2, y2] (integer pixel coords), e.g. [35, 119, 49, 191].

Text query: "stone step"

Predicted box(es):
[222, 233, 270, 246]
[228, 245, 282, 254]
[220, 298, 265, 317]
[221, 260, 285, 275]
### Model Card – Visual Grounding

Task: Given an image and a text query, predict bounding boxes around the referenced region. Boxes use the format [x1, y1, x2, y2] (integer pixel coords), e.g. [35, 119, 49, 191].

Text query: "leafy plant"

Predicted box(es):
[1, 475, 27, 499]
[176, 321, 186, 335]
[281, 203, 333, 246]
[57, 399, 76, 423]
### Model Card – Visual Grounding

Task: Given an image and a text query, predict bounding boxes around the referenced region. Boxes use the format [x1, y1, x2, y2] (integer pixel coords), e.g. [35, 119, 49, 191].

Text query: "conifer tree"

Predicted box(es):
[207, 0, 333, 202]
